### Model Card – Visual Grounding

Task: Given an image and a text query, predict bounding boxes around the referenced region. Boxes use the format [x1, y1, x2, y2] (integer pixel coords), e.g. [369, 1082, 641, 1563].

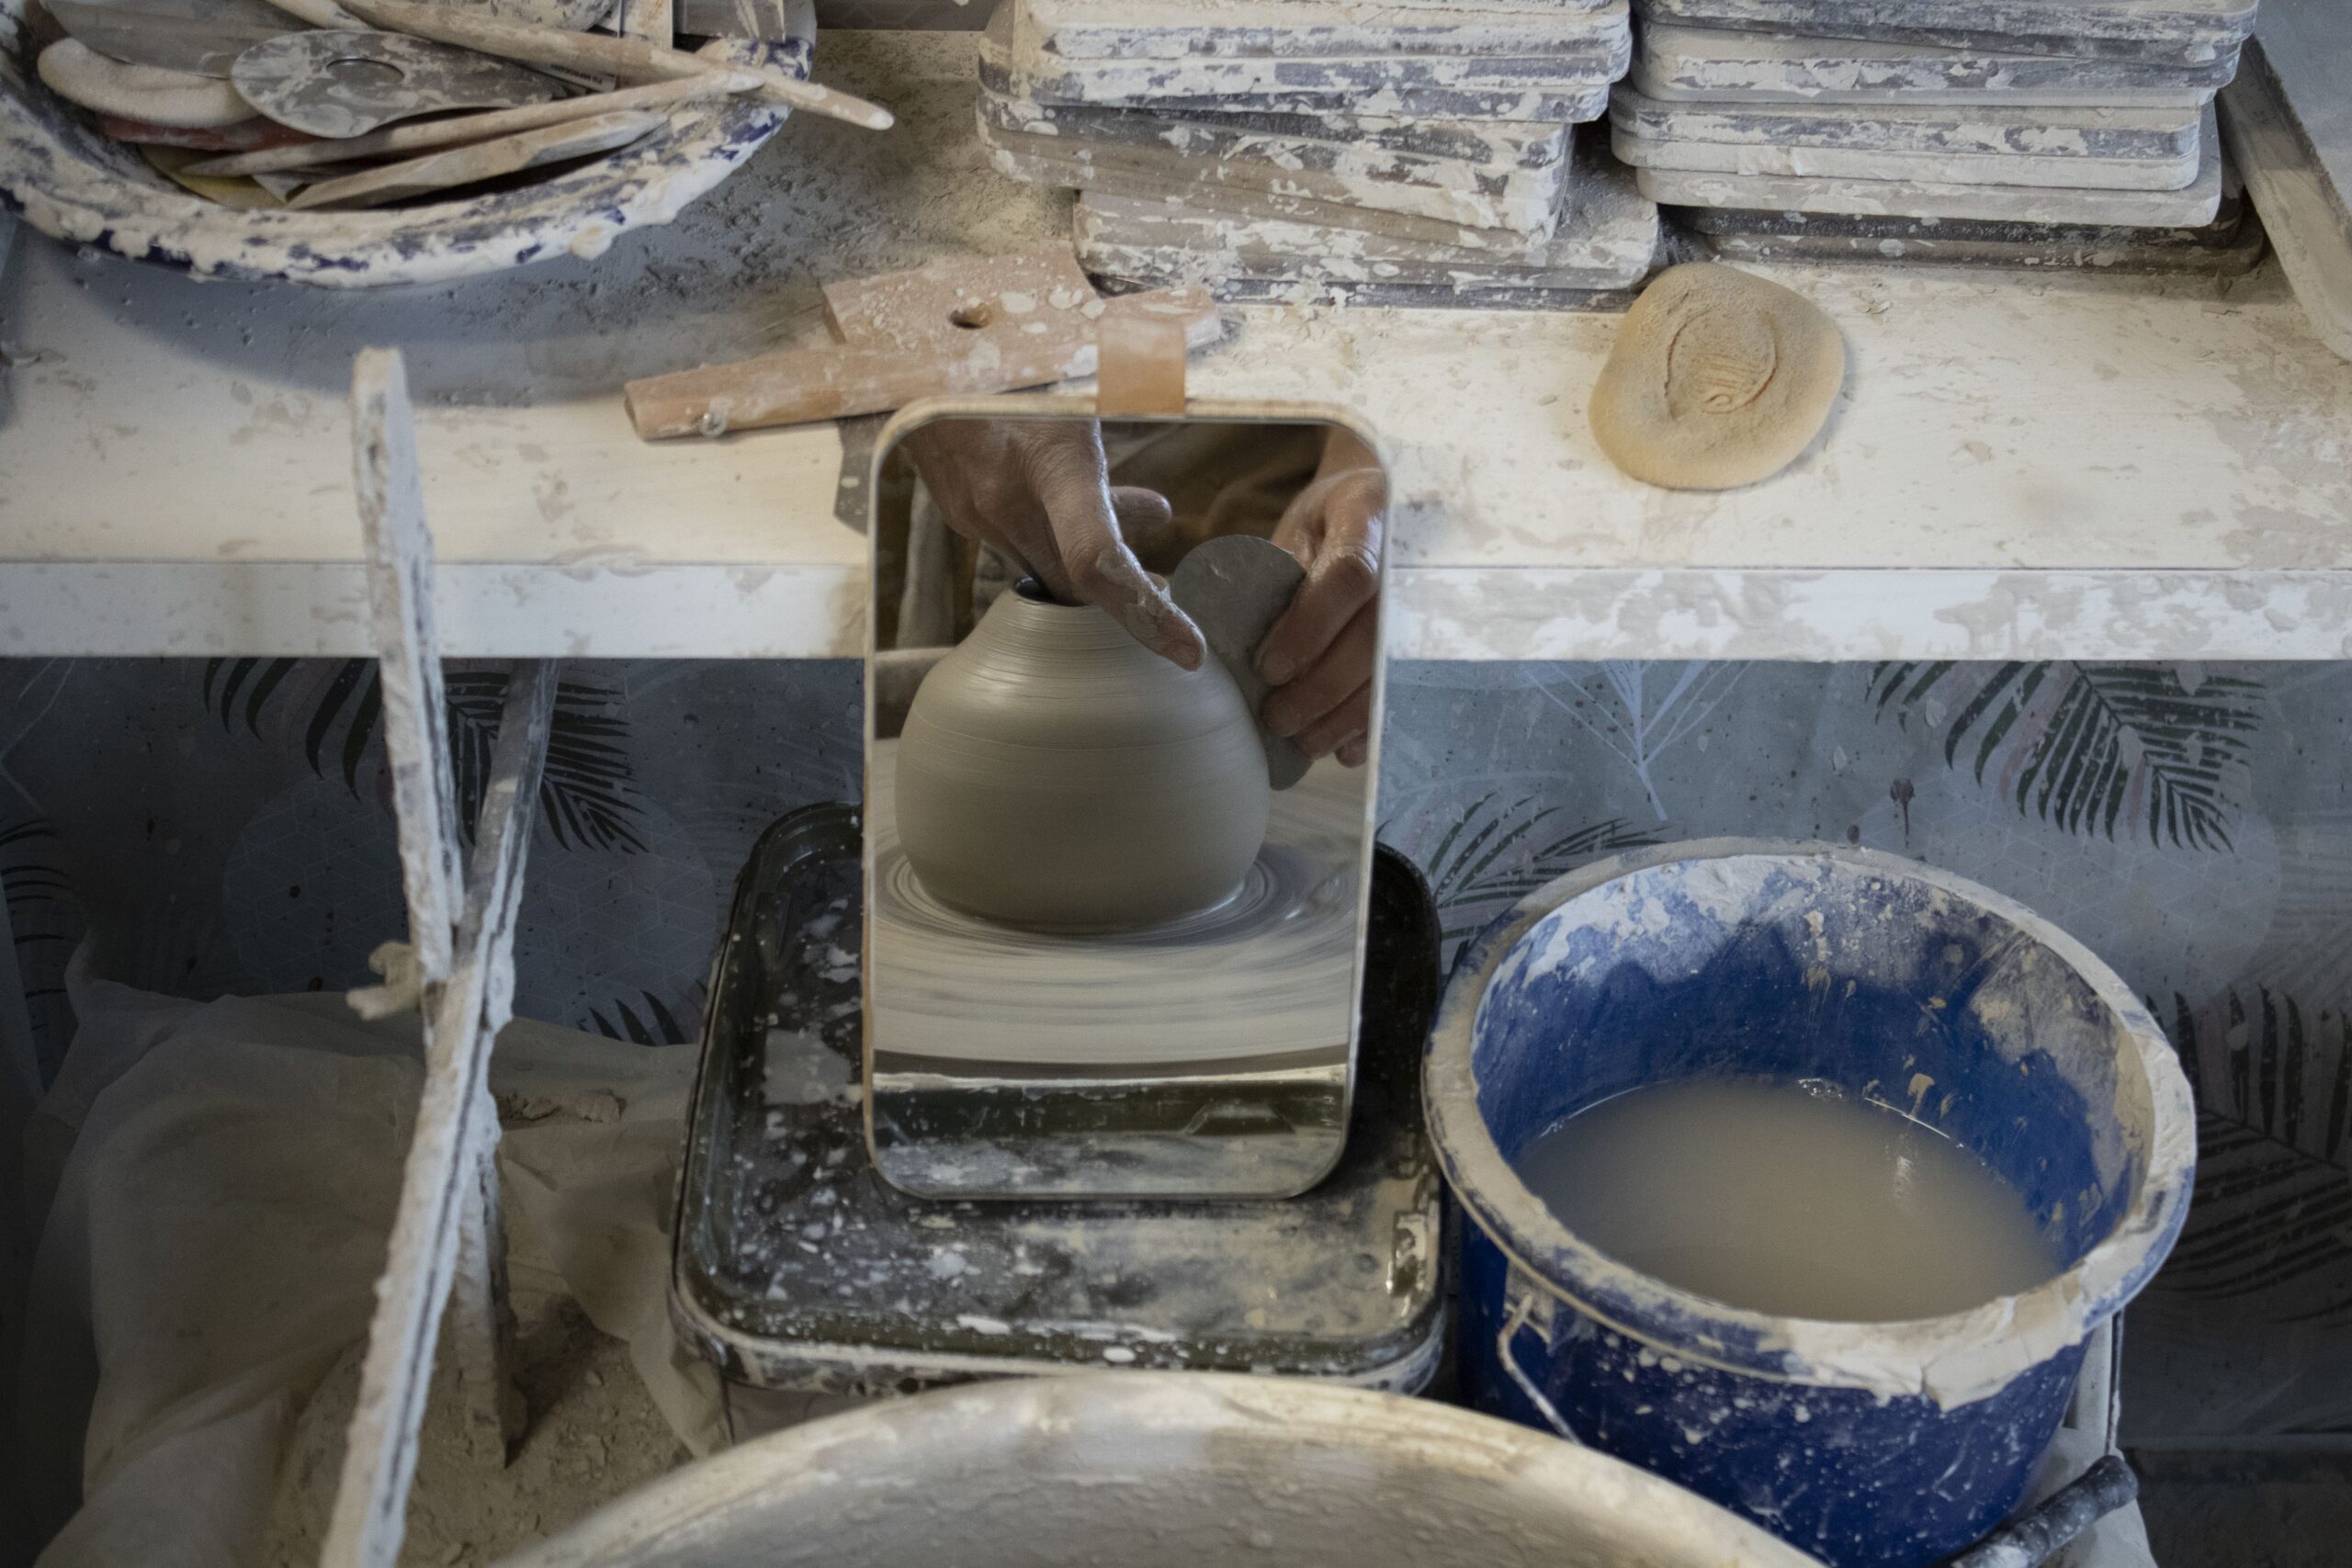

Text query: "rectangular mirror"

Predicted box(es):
[862, 399, 1388, 1201]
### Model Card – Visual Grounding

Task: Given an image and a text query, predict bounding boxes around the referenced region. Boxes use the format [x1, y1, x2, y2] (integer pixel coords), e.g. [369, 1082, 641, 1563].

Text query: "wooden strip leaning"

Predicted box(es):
[352, 346, 462, 984]
[321, 346, 560, 1568]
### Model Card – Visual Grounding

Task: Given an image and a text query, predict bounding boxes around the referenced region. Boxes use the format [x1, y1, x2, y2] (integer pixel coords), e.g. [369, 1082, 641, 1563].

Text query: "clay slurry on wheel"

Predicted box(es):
[1589, 262, 1846, 490]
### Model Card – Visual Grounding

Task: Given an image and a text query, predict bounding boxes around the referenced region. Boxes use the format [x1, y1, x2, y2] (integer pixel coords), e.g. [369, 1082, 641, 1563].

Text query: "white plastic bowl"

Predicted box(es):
[0, 0, 811, 286]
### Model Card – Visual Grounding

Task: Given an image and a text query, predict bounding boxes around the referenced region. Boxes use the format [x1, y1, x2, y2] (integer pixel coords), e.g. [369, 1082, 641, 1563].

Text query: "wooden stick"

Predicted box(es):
[622, 288, 1220, 439]
[623, 343, 1078, 439]
[333, 0, 893, 131]
[187, 71, 756, 176]
[356, 348, 462, 986]
[326, 350, 559, 1568]
[444, 1144, 525, 1464]
[254, 0, 367, 28]
[322, 660, 555, 1566]
[286, 109, 666, 209]
[437, 664, 559, 1469]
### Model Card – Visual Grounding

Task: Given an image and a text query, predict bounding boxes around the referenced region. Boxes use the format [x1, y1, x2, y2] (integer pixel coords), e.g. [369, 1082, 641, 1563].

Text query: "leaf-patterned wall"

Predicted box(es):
[1, 655, 2346, 1441]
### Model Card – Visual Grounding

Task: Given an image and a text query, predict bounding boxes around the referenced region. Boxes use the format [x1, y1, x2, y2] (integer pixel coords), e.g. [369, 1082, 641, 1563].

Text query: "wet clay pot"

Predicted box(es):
[896, 586, 1271, 931]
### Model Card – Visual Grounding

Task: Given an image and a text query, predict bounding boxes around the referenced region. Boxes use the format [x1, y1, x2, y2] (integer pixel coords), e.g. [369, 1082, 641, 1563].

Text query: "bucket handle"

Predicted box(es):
[1498, 1280, 1582, 1446]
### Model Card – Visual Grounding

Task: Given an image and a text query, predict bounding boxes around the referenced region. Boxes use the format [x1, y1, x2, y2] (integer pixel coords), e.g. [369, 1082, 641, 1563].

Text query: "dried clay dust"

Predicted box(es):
[1514, 1077, 2060, 1322]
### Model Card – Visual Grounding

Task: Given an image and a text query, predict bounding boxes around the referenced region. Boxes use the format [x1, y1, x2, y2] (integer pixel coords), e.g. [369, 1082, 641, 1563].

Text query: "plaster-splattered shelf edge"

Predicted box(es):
[8, 231, 2352, 662]
[7, 561, 2349, 661]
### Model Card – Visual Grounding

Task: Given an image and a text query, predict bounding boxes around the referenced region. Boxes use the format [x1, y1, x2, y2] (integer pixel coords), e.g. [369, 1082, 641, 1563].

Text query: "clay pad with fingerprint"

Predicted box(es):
[1588, 263, 1846, 491]
[1170, 534, 1312, 791]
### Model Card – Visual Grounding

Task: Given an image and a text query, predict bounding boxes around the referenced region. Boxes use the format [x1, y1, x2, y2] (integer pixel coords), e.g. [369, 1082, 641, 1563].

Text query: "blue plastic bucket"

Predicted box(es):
[1425, 841, 2196, 1568]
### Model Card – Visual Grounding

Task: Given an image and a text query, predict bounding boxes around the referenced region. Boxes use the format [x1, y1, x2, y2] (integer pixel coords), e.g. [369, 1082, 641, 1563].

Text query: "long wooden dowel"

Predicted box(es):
[334, 0, 893, 130]
[187, 71, 757, 176]
[623, 288, 1219, 439]
[322, 660, 556, 1568]
[626, 342, 1102, 439]
[254, 0, 367, 28]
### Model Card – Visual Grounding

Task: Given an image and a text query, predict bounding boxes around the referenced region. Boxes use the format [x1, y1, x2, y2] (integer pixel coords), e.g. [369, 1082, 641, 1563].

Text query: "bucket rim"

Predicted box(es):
[495, 1372, 1821, 1568]
[1424, 838, 2198, 1410]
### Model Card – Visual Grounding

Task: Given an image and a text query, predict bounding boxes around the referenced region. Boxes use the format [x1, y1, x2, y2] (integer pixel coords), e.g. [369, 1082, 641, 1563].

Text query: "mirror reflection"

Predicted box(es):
[865, 412, 1389, 1201]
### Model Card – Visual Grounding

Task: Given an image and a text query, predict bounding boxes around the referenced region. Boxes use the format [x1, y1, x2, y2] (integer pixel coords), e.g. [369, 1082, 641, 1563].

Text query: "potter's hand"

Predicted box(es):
[902, 418, 1206, 671]
[1259, 434, 1385, 769]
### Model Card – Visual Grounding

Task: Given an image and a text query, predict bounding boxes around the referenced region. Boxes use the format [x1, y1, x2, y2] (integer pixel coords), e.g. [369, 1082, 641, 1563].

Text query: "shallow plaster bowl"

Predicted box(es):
[0, 0, 811, 287]
[494, 1373, 1823, 1568]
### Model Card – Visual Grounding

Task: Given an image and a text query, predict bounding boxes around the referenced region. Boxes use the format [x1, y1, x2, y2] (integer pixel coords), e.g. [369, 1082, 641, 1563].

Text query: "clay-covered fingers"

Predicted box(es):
[1258, 468, 1386, 689]
[1290, 681, 1373, 764]
[1261, 599, 1375, 743]
[1255, 461, 1385, 768]
[903, 418, 1203, 670]
[1013, 424, 1204, 670]
[1110, 485, 1174, 536]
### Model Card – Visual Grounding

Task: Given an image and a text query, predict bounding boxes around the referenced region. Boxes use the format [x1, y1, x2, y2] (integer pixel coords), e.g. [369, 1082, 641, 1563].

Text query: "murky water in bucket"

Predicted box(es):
[1514, 1077, 2062, 1323]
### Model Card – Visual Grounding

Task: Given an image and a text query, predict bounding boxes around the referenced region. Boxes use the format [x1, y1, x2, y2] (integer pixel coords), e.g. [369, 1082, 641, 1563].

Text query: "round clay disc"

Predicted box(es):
[39, 39, 253, 130]
[1589, 263, 1847, 491]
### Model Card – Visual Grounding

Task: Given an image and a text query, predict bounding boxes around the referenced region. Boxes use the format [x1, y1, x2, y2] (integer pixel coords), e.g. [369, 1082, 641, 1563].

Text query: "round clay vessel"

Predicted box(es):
[895, 586, 1272, 931]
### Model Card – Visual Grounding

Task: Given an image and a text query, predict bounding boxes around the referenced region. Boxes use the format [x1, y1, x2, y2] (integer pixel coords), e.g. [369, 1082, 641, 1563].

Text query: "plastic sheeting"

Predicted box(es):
[0, 952, 2168, 1568]
[8, 955, 721, 1568]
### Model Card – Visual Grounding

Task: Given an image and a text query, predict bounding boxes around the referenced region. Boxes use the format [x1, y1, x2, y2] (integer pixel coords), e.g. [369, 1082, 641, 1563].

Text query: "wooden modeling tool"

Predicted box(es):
[232, 30, 567, 138]
[329, 0, 893, 130]
[252, 0, 364, 28]
[38, 39, 251, 127]
[187, 70, 750, 175]
[622, 246, 1220, 439]
[140, 141, 282, 206]
[94, 111, 315, 149]
[41, 0, 296, 78]
[248, 168, 314, 200]
[287, 107, 664, 207]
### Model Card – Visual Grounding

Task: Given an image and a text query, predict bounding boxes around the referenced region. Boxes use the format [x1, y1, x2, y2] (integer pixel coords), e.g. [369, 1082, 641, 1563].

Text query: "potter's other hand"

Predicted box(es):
[902, 418, 1206, 671]
[1260, 430, 1386, 769]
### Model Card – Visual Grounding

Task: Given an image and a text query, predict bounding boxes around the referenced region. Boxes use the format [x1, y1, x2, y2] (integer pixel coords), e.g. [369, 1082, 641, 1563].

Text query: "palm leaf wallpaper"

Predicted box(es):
[1868, 661, 2264, 851]
[1, 654, 2347, 1439]
[1392, 791, 1660, 946]
[2154, 987, 2352, 1324]
[0, 661, 80, 1081]
[200, 658, 649, 852]
[0, 817, 75, 1083]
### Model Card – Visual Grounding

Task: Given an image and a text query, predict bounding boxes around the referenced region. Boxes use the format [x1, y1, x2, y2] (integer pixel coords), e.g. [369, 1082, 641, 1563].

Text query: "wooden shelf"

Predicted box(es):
[4, 31, 2348, 662]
